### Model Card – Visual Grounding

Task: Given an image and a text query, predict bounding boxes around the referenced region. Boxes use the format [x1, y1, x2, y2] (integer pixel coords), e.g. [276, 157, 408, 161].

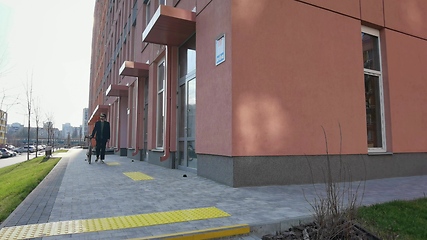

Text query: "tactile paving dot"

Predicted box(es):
[106, 162, 120, 166]
[123, 172, 154, 181]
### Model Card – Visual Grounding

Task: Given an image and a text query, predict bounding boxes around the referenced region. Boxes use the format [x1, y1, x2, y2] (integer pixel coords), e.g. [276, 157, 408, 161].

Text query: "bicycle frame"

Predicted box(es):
[84, 135, 93, 164]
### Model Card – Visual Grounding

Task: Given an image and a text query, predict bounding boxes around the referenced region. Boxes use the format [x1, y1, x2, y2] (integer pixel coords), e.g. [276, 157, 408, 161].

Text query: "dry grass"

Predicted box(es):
[303, 125, 367, 239]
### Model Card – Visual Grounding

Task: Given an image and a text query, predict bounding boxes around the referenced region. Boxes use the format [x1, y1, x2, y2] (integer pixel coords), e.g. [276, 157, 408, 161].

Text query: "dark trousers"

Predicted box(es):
[95, 139, 107, 160]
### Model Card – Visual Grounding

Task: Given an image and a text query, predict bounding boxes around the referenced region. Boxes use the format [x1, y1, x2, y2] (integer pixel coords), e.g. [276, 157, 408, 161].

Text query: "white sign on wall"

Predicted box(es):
[215, 34, 225, 66]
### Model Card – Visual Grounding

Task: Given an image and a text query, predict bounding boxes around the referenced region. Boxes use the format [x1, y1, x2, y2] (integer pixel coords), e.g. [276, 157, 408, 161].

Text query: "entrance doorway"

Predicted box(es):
[178, 74, 196, 170]
[177, 35, 196, 171]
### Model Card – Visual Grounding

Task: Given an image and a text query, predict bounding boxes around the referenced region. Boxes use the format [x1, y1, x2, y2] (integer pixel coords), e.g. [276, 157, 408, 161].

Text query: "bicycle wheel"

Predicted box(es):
[88, 146, 92, 164]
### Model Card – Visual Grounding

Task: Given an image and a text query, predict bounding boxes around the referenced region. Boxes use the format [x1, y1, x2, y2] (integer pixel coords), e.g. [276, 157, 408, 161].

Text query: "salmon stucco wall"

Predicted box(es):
[175, 0, 196, 12]
[360, 0, 384, 27]
[385, 30, 427, 152]
[384, 0, 427, 40]
[231, 0, 367, 156]
[298, 0, 360, 18]
[196, 0, 233, 156]
[196, 0, 210, 14]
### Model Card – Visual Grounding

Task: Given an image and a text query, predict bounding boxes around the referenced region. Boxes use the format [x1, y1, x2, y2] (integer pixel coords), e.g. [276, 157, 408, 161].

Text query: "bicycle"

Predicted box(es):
[84, 135, 93, 164]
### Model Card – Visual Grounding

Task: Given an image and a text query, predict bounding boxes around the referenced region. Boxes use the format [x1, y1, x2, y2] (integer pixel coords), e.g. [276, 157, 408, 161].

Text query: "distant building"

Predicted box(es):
[8, 122, 23, 133]
[6, 121, 83, 147]
[0, 110, 7, 145]
[72, 126, 82, 139]
[43, 122, 53, 129]
[62, 123, 72, 139]
[82, 108, 88, 137]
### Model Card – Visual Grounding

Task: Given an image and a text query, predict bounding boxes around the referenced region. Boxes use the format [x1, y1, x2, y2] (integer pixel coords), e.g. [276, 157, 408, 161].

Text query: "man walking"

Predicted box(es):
[91, 113, 110, 163]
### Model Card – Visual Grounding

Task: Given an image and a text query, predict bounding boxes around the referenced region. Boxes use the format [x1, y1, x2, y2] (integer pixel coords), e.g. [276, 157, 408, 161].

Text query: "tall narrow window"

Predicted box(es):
[362, 26, 386, 152]
[156, 60, 165, 149]
[145, 0, 151, 27]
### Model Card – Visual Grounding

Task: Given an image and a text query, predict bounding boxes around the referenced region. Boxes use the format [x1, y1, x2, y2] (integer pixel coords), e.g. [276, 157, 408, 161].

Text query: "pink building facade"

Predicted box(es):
[88, 0, 427, 187]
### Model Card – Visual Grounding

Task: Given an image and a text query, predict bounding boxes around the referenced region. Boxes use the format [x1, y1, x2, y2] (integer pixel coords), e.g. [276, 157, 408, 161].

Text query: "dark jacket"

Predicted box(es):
[91, 120, 110, 142]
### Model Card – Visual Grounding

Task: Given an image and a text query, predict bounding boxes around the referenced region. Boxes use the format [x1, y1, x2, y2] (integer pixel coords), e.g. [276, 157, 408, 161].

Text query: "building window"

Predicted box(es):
[159, 0, 166, 5]
[145, 0, 151, 27]
[156, 59, 166, 149]
[362, 26, 386, 152]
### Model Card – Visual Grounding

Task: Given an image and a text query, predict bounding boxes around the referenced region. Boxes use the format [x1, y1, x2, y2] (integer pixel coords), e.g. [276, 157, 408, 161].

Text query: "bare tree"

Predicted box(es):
[0, 49, 14, 79]
[45, 112, 54, 152]
[301, 124, 366, 239]
[0, 50, 19, 146]
[0, 90, 19, 112]
[67, 132, 71, 148]
[34, 98, 41, 158]
[24, 72, 34, 160]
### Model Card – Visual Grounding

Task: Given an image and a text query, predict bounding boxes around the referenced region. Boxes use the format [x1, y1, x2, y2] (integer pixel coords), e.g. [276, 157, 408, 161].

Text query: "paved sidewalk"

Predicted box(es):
[0, 149, 426, 239]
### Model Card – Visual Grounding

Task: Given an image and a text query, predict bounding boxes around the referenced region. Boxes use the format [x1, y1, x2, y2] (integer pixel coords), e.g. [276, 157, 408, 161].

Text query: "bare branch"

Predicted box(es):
[24, 71, 34, 160]
[45, 112, 55, 148]
[34, 98, 41, 157]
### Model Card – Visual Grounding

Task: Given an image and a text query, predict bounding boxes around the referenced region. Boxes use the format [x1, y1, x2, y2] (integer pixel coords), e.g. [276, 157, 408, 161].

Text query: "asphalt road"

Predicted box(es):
[0, 151, 46, 169]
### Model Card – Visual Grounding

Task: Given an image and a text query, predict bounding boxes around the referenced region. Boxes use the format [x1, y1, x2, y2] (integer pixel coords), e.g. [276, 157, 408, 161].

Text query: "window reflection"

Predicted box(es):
[365, 74, 382, 148]
[362, 33, 380, 71]
[187, 79, 196, 138]
[179, 35, 196, 78]
[156, 61, 165, 148]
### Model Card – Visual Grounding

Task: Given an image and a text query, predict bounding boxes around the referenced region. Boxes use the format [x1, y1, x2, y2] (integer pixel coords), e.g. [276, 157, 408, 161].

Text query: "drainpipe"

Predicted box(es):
[114, 128, 120, 153]
[114, 104, 120, 153]
[131, 121, 140, 156]
[160, 46, 171, 162]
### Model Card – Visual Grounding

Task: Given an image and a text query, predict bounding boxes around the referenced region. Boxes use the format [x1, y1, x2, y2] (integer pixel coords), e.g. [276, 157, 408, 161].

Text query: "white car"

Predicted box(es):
[0, 148, 13, 158]
[7, 149, 16, 156]
[22, 146, 36, 153]
[12, 147, 23, 153]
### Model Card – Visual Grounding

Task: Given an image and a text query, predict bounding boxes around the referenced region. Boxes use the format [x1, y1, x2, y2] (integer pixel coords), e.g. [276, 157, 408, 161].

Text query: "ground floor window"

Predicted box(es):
[156, 59, 165, 149]
[362, 26, 386, 152]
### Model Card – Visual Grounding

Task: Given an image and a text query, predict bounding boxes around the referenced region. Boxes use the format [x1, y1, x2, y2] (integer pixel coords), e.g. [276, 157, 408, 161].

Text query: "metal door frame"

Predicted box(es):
[177, 71, 196, 172]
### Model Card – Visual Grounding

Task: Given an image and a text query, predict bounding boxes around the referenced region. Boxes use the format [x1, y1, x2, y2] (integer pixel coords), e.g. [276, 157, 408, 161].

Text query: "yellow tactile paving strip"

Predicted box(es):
[106, 162, 120, 166]
[123, 172, 154, 181]
[0, 207, 231, 240]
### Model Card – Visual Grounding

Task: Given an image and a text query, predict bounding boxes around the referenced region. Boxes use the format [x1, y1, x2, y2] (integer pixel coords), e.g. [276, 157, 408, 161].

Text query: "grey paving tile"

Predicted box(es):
[1, 149, 426, 239]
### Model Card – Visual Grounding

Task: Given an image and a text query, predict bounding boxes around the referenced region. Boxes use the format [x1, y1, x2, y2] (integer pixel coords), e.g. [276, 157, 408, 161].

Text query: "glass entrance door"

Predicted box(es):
[178, 74, 196, 170]
[177, 34, 196, 171]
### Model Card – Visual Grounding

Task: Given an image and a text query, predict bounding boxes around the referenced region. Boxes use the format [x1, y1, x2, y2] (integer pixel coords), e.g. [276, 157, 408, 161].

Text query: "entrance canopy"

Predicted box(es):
[88, 105, 109, 125]
[142, 5, 196, 46]
[119, 61, 149, 77]
[106, 84, 128, 97]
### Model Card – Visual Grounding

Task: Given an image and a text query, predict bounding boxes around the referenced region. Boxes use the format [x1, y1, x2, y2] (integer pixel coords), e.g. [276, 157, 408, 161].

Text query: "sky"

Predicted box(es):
[0, 0, 95, 128]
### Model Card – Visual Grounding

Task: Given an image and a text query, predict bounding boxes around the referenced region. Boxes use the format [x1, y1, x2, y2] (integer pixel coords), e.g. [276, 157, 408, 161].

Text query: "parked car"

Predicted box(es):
[7, 149, 16, 156]
[22, 145, 36, 153]
[12, 147, 23, 153]
[6, 144, 16, 150]
[0, 148, 13, 158]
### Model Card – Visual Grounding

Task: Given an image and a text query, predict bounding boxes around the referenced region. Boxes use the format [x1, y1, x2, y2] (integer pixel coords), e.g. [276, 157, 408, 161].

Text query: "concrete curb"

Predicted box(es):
[134, 224, 251, 239]
[135, 216, 315, 240]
